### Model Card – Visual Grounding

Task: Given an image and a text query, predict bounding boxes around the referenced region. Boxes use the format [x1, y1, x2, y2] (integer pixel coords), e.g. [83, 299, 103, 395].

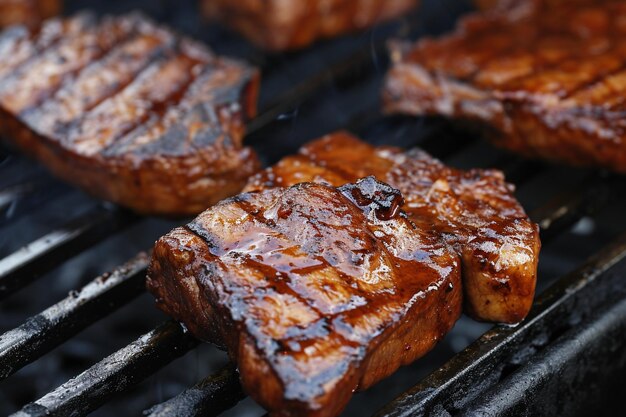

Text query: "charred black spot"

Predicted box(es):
[339, 176, 405, 221]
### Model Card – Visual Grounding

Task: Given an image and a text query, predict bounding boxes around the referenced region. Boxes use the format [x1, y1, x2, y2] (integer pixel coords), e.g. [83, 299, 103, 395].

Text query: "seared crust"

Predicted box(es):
[148, 178, 462, 417]
[0, 0, 61, 28]
[201, 0, 420, 51]
[245, 132, 540, 323]
[383, 0, 626, 173]
[0, 13, 260, 215]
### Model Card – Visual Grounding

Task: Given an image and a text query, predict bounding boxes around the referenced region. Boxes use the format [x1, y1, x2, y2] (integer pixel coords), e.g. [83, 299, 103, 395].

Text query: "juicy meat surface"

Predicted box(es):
[0, 13, 260, 215]
[148, 177, 462, 417]
[201, 0, 420, 51]
[245, 132, 540, 323]
[383, 0, 626, 173]
[0, 0, 61, 28]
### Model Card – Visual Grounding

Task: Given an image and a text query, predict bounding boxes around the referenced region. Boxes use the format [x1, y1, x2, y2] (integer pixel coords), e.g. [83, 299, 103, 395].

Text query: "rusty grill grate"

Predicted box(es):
[2, 0, 626, 416]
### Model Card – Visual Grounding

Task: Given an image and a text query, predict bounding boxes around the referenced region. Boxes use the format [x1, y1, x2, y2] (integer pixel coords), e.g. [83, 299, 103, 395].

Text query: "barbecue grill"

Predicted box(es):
[2, 0, 626, 416]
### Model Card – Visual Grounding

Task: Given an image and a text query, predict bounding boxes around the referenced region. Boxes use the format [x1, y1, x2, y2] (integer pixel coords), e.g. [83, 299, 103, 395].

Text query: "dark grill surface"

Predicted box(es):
[1, 1, 626, 416]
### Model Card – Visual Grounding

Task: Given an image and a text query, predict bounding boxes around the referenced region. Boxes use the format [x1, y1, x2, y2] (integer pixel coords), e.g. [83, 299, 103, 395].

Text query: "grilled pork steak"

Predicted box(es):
[383, 0, 626, 173]
[148, 177, 462, 417]
[245, 132, 540, 323]
[0, 13, 260, 215]
[201, 0, 420, 51]
[0, 0, 61, 28]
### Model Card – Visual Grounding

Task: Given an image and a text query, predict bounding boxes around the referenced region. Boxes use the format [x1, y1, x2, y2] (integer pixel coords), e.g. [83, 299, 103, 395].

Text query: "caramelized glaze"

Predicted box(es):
[383, 0, 626, 173]
[0, 13, 260, 215]
[148, 177, 462, 417]
[245, 131, 540, 324]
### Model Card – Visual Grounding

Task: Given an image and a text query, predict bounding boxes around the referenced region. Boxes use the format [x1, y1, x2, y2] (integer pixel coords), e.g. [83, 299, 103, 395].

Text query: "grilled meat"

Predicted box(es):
[473, 0, 519, 10]
[0, 13, 260, 215]
[245, 132, 540, 323]
[383, 0, 626, 173]
[201, 0, 420, 51]
[148, 177, 462, 417]
[0, 0, 61, 28]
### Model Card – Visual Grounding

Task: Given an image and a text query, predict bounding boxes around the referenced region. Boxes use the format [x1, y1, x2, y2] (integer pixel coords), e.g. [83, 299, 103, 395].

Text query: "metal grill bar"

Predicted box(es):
[373, 233, 626, 417]
[0, 253, 148, 379]
[0, 206, 137, 299]
[459, 293, 626, 416]
[144, 365, 244, 417]
[11, 321, 198, 417]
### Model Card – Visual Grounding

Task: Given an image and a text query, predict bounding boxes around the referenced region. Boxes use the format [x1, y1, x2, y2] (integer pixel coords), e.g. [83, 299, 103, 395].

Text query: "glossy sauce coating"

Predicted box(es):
[383, 0, 626, 173]
[147, 177, 462, 417]
[201, 0, 420, 51]
[245, 131, 540, 323]
[0, 13, 260, 215]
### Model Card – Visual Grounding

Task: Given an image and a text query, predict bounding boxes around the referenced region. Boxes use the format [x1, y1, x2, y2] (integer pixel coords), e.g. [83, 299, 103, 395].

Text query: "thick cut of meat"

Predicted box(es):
[0, 0, 61, 28]
[245, 132, 540, 323]
[383, 0, 626, 173]
[0, 13, 260, 215]
[201, 0, 420, 51]
[148, 177, 462, 417]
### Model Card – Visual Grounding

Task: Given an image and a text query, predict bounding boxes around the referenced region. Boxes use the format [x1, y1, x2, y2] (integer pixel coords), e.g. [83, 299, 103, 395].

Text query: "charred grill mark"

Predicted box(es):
[61, 47, 206, 154]
[102, 61, 224, 157]
[561, 61, 626, 102]
[19, 31, 174, 126]
[468, 42, 574, 91]
[560, 9, 626, 100]
[451, 36, 533, 84]
[186, 189, 399, 354]
[73, 41, 174, 116]
[0, 19, 135, 114]
[0, 14, 99, 91]
[51, 55, 167, 143]
[0, 26, 31, 63]
[184, 202, 363, 351]
[0, 14, 94, 81]
[446, 5, 626, 92]
[14, 25, 140, 112]
[229, 195, 333, 316]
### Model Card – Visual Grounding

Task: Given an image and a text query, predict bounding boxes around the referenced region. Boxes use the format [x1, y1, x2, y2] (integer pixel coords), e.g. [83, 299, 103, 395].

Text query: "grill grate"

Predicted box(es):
[2, 0, 626, 416]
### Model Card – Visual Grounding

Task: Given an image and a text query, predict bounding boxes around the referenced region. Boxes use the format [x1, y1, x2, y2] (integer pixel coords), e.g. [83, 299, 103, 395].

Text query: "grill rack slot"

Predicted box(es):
[0, 207, 137, 299]
[12, 321, 198, 417]
[0, 253, 148, 379]
[144, 365, 244, 417]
